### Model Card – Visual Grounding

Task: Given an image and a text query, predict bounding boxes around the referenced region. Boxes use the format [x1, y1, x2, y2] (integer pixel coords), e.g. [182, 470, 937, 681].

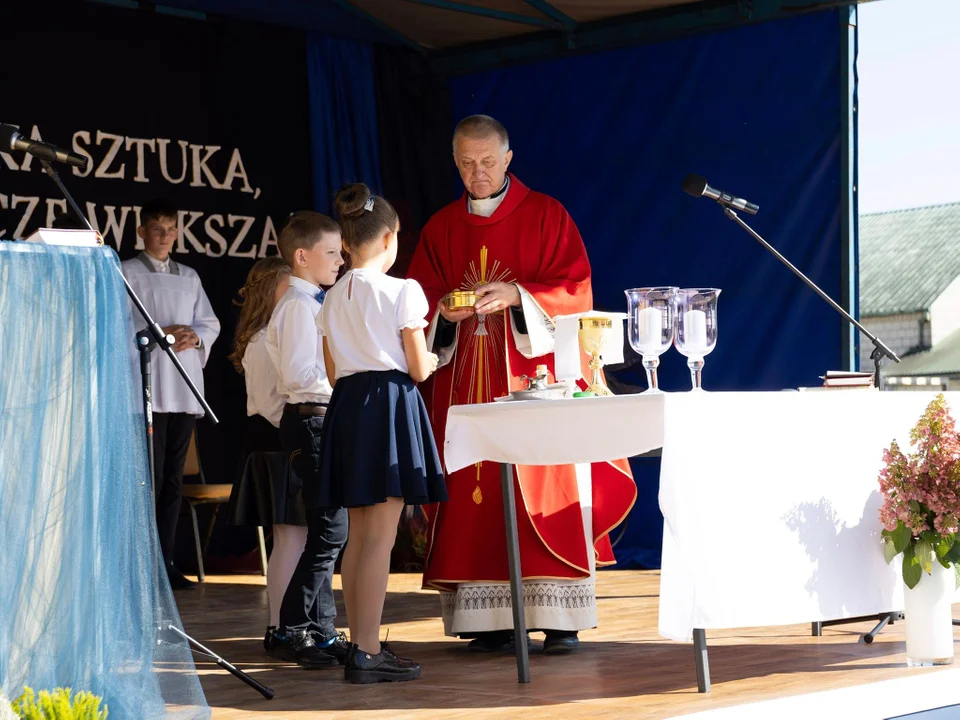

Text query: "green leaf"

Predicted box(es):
[939, 555, 952, 569]
[946, 541, 960, 564]
[916, 539, 934, 573]
[937, 535, 955, 557]
[881, 527, 891, 538]
[909, 499, 922, 514]
[892, 522, 913, 554]
[921, 530, 940, 546]
[903, 545, 923, 589]
[956, 564, 960, 591]
[883, 536, 899, 564]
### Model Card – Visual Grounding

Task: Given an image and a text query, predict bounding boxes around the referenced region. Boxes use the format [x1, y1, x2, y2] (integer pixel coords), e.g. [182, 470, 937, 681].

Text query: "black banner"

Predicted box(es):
[1, 1, 313, 492]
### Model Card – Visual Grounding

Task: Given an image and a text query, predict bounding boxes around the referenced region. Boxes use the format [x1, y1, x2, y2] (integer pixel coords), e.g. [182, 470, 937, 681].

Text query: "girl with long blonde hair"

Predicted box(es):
[227, 257, 309, 650]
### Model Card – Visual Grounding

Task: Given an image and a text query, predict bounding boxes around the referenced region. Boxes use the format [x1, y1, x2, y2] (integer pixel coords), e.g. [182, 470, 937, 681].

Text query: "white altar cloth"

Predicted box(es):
[443, 390, 960, 643]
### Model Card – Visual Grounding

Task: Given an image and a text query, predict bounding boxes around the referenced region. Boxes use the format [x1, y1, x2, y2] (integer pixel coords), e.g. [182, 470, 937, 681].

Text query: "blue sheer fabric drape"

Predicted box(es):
[307, 33, 383, 213]
[0, 243, 209, 719]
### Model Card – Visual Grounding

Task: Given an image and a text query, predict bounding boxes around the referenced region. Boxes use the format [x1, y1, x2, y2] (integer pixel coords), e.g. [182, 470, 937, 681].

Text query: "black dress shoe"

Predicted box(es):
[273, 629, 338, 669]
[543, 630, 579, 654]
[467, 630, 529, 653]
[166, 564, 196, 589]
[309, 630, 350, 665]
[380, 641, 418, 668]
[264, 626, 278, 652]
[345, 644, 420, 684]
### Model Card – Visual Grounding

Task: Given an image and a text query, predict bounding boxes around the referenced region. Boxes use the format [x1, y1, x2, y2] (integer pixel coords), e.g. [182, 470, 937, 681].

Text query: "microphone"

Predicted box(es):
[682, 174, 759, 215]
[0, 123, 89, 171]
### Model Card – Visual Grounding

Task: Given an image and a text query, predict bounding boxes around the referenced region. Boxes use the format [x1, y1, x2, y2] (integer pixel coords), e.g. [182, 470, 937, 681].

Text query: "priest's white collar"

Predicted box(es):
[468, 177, 510, 218]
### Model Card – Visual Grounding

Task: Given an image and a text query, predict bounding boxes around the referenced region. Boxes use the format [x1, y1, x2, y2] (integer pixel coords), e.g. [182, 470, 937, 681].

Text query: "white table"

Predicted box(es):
[444, 390, 960, 689]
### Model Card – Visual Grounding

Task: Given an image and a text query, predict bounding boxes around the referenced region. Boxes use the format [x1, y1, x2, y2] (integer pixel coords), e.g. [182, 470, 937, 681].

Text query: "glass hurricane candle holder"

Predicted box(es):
[625, 287, 678, 393]
[674, 288, 721, 391]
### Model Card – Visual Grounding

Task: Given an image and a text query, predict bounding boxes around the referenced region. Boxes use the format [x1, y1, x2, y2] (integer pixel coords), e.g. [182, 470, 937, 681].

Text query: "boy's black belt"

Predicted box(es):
[284, 402, 327, 417]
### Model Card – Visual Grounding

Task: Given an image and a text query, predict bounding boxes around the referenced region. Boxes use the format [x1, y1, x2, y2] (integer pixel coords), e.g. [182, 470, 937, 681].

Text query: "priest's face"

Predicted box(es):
[454, 134, 513, 199]
[138, 214, 178, 261]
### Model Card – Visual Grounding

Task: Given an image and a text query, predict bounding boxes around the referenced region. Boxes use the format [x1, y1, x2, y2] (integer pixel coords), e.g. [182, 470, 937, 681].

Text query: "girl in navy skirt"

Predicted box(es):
[319, 183, 447, 684]
[226, 257, 309, 649]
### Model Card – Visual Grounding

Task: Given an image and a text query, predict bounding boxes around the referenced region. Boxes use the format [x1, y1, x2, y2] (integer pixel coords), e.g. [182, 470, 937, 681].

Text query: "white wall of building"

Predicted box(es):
[929, 275, 960, 346]
[859, 312, 927, 370]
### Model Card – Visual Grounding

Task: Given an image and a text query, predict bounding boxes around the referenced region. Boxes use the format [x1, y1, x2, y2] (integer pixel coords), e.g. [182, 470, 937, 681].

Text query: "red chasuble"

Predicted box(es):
[407, 174, 636, 591]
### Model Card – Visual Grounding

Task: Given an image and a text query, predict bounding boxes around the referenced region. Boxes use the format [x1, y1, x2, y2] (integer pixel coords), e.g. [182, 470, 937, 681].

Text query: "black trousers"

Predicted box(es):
[152, 412, 196, 563]
[277, 406, 347, 636]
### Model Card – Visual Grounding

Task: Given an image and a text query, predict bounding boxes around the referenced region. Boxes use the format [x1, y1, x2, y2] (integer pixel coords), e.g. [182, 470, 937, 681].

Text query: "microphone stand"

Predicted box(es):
[721, 206, 916, 643]
[41, 160, 273, 699]
[723, 207, 900, 388]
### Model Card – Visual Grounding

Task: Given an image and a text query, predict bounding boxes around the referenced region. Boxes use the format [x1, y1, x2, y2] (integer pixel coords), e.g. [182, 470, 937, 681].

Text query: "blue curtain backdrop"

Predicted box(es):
[307, 34, 383, 214]
[449, 10, 846, 568]
[0, 244, 208, 718]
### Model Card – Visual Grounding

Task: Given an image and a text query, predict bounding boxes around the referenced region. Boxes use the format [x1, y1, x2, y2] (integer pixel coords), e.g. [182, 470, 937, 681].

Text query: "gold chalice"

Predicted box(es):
[578, 316, 615, 396]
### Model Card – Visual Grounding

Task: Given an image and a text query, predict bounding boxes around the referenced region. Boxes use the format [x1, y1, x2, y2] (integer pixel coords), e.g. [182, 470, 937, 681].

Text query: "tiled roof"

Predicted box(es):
[883, 327, 960, 378]
[860, 202, 960, 316]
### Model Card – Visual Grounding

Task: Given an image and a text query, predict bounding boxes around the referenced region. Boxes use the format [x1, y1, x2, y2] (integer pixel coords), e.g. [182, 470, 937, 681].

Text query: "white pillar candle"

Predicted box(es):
[683, 309, 708, 350]
[637, 306, 662, 349]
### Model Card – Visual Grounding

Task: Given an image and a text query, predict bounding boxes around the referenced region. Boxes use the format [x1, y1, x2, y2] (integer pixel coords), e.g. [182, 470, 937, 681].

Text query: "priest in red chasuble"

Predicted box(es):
[407, 115, 636, 654]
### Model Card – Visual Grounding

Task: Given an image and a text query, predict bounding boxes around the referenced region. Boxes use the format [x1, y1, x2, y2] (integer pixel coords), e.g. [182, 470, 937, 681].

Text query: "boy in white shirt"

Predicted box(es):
[121, 199, 220, 590]
[265, 211, 348, 668]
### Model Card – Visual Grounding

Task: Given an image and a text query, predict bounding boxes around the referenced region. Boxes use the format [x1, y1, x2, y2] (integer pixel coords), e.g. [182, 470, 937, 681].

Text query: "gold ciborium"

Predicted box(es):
[578, 316, 615, 396]
[443, 290, 478, 310]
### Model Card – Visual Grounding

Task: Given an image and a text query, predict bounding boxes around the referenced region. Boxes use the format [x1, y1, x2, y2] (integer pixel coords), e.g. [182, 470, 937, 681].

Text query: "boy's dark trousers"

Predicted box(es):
[152, 412, 196, 564]
[277, 402, 347, 638]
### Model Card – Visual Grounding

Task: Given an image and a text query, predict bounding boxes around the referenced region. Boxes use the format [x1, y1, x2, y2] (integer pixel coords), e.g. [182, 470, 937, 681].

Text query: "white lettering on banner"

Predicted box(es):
[204, 214, 228, 258]
[100, 205, 134, 250]
[0, 125, 279, 256]
[224, 148, 254, 194]
[258, 216, 278, 258]
[72, 132, 94, 178]
[4, 126, 260, 194]
[95, 131, 126, 179]
[178, 210, 206, 254]
[157, 138, 189, 184]
[125, 137, 157, 183]
[1, 196, 279, 250]
[44, 198, 68, 227]
[0, 150, 18, 171]
[227, 215, 256, 258]
[12, 195, 39, 239]
[190, 144, 224, 189]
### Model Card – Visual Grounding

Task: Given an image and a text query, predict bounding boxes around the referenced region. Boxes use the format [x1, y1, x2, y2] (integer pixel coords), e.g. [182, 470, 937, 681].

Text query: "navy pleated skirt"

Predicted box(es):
[316, 369, 447, 509]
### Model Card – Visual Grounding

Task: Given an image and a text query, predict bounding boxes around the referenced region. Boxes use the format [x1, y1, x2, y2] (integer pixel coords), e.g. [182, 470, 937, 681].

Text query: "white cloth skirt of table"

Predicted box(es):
[658, 390, 960, 641]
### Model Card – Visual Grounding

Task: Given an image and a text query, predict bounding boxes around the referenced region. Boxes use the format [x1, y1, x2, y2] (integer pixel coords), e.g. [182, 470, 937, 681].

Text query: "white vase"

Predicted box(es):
[903, 560, 956, 666]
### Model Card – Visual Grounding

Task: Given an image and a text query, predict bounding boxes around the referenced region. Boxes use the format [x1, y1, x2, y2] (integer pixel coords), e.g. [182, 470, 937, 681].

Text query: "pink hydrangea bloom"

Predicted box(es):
[879, 394, 960, 543]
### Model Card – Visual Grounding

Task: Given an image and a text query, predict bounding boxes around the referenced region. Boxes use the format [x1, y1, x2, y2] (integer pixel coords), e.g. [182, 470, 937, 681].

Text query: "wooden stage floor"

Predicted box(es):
[174, 570, 958, 719]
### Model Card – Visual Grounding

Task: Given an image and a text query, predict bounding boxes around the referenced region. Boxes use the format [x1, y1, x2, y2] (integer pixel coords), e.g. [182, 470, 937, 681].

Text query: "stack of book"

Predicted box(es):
[819, 371, 875, 389]
[797, 371, 876, 392]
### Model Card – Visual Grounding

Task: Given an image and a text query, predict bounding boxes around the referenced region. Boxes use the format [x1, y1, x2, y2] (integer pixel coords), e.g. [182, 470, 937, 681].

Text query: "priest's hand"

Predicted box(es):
[438, 301, 474, 323]
[474, 282, 521, 315]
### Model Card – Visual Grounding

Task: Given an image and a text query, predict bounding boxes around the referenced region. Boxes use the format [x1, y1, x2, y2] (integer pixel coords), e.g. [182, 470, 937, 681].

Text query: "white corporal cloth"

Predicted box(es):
[443, 390, 960, 643]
